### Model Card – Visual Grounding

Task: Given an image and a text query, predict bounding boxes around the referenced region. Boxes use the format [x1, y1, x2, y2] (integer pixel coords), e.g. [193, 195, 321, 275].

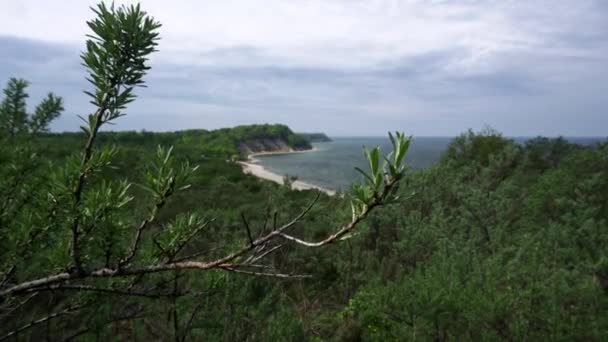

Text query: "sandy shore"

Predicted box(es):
[247, 147, 319, 161]
[238, 148, 336, 196]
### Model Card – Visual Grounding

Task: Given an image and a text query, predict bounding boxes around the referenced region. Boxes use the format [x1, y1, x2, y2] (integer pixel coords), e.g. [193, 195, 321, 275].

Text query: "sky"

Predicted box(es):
[0, 0, 606, 136]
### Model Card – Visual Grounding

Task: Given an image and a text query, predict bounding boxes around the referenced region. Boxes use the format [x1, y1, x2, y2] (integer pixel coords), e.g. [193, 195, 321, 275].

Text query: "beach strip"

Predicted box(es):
[237, 152, 336, 196]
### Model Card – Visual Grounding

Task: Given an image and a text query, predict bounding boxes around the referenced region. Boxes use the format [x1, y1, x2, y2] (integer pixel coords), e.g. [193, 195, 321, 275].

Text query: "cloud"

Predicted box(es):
[0, 0, 606, 136]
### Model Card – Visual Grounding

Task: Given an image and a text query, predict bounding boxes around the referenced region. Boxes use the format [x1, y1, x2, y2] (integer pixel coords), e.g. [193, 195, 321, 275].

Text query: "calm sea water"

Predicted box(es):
[255, 136, 605, 192]
[256, 137, 451, 191]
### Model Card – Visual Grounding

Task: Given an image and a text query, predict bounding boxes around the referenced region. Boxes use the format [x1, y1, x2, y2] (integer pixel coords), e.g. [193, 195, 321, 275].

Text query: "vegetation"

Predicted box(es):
[341, 130, 608, 340]
[37, 123, 312, 161]
[297, 133, 332, 143]
[1, 3, 607, 341]
[0, 3, 409, 340]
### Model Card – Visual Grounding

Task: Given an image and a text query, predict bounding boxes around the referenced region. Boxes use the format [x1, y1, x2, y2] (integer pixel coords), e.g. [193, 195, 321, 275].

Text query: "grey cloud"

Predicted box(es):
[1, 2, 607, 140]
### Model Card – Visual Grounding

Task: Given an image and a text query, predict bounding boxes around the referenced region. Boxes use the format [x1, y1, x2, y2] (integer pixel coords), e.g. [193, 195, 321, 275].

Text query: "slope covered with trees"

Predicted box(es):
[37, 123, 313, 161]
[297, 133, 332, 143]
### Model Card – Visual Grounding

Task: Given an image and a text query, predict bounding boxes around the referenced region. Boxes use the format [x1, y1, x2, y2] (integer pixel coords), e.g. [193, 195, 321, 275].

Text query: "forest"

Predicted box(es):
[1, 3, 608, 341]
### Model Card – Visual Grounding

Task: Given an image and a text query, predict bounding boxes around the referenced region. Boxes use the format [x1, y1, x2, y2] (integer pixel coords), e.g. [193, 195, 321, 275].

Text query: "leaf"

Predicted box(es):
[355, 166, 374, 185]
[367, 146, 380, 178]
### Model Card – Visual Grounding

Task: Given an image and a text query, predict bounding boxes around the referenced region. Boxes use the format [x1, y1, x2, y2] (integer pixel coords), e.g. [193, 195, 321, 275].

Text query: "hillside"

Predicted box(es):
[5, 127, 608, 340]
[40, 124, 316, 159]
[297, 132, 332, 142]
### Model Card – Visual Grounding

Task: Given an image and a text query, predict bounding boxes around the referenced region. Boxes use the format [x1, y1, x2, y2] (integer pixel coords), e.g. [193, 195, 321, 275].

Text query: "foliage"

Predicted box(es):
[296, 132, 332, 143]
[0, 78, 63, 137]
[340, 130, 608, 341]
[0, 3, 408, 341]
[1, 2, 607, 341]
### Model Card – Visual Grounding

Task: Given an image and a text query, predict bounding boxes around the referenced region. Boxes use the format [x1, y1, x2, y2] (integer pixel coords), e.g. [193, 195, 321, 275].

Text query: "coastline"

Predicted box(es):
[238, 148, 336, 196]
[247, 146, 320, 160]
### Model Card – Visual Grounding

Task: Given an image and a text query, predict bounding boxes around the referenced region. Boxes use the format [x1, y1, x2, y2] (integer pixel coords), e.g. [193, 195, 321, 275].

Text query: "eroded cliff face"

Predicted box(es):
[237, 138, 310, 156]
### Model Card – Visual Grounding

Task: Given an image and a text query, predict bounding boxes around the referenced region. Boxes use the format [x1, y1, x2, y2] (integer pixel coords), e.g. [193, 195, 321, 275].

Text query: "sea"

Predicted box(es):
[255, 136, 605, 192]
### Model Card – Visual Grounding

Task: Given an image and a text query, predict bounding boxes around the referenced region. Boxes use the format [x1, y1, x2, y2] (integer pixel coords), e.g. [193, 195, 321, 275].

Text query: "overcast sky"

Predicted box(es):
[0, 0, 606, 136]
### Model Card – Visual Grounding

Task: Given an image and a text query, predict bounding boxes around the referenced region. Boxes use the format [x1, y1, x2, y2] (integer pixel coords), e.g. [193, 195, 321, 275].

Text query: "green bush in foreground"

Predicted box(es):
[0, 3, 408, 340]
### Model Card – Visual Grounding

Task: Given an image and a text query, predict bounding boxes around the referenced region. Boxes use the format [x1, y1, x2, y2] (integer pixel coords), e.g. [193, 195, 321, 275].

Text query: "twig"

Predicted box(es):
[22, 284, 193, 299]
[0, 193, 319, 297]
[276, 179, 396, 247]
[0, 187, 393, 298]
[171, 219, 213, 260]
[241, 213, 254, 246]
[60, 309, 148, 341]
[70, 93, 111, 273]
[120, 192, 169, 267]
[181, 301, 205, 342]
[0, 303, 83, 341]
[250, 244, 283, 263]
[0, 293, 36, 321]
[219, 266, 311, 279]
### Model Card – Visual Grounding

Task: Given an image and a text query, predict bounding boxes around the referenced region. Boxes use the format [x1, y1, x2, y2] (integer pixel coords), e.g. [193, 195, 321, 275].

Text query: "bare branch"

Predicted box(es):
[0, 193, 320, 297]
[226, 264, 274, 269]
[60, 309, 148, 342]
[153, 238, 171, 260]
[22, 284, 192, 299]
[219, 266, 311, 279]
[250, 244, 283, 264]
[0, 303, 83, 342]
[0, 183, 396, 299]
[0, 293, 36, 322]
[277, 178, 398, 248]
[120, 195, 167, 267]
[241, 213, 254, 246]
[181, 301, 205, 342]
[0, 266, 15, 288]
[171, 219, 213, 260]
[172, 248, 219, 263]
[276, 192, 321, 233]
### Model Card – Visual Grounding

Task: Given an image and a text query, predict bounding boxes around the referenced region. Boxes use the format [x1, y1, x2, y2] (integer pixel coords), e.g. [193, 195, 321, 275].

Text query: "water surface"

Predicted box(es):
[255, 136, 605, 192]
[256, 137, 451, 191]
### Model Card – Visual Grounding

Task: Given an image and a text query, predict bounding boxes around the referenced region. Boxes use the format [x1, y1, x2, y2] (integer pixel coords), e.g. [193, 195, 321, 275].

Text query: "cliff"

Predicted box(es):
[237, 138, 309, 156]
[67, 124, 324, 159]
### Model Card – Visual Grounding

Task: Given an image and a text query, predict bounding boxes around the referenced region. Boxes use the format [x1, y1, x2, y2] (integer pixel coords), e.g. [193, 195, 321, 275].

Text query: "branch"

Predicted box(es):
[219, 266, 311, 279]
[276, 192, 321, 234]
[0, 293, 36, 322]
[59, 308, 148, 342]
[0, 182, 397, 299]
[181, 301, 205, 342]
[22, 284, 193, 299]
[0, 303, 83, 342]
[70, 93, 111, 273]
[241, 213, 254, 246]
[120, 190, 170, 267]
[0, 193, 320, 297]
[169, 219, 213, 262]
[250, 244, 283, 264]
[277, 178, 397, 247]
[2, 201, 60, 288]
[171, 248, 219, 263]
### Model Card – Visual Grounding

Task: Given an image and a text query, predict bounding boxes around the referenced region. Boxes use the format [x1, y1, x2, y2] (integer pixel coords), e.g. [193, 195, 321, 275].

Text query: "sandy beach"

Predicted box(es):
[238, 149, 336, 196]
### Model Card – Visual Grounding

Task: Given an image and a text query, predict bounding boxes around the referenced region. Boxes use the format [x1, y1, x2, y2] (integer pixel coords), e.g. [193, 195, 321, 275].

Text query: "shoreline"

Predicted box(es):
[247, 147, 320, 161]
[238, 148, 336, 196]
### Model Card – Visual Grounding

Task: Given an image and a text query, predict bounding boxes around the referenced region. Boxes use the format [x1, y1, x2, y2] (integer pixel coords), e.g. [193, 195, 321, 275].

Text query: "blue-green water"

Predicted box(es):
[256, 137, 451, 191]
[255, 136, 605, 191]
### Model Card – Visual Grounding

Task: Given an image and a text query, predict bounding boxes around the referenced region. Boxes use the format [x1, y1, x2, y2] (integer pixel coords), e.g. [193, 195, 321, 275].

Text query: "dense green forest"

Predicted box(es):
[4, 111, 608, 340]
[296, 133, 332, 143]
[37, 123, 312, 161]
[1, 3, 608, 341]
